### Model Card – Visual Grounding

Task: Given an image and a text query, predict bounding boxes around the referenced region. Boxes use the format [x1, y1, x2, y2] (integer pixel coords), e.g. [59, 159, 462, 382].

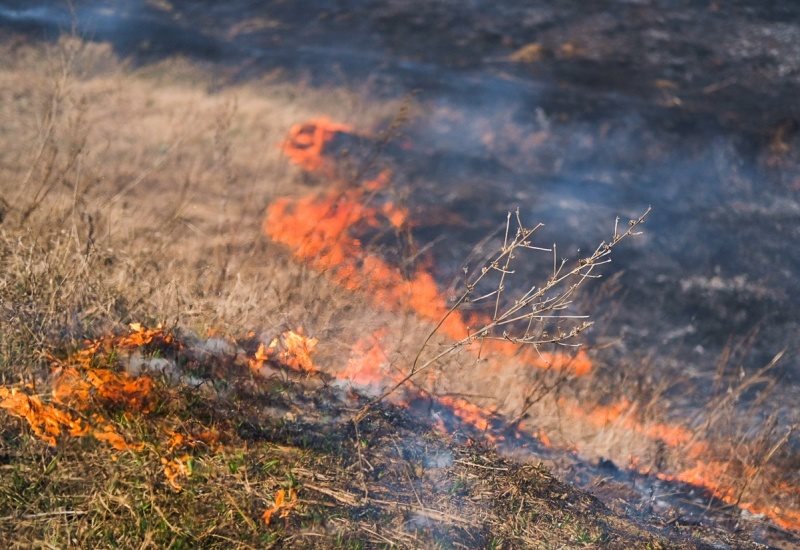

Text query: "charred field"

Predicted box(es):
[1, 1, 800, 548]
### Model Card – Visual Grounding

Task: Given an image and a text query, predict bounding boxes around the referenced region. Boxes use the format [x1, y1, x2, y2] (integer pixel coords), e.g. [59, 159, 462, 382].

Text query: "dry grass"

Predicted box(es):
[0, 33, 795, 548]
[0, 322, 682, 549]
[0, 35, 403, 355]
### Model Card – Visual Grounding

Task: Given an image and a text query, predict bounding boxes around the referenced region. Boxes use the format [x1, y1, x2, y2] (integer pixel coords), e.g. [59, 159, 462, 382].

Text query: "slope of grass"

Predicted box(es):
[0, 34, 793, 548]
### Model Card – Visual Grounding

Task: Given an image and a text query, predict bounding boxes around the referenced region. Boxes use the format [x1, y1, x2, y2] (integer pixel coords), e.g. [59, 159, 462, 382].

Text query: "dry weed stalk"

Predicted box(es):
[355, 207, 651, 420]
[686, 344, 798, 513]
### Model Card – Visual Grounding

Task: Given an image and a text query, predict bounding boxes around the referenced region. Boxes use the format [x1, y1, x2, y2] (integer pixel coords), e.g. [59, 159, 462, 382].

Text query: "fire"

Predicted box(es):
[262, 488, 298, 526]
[277, 329, 318, 373]
[339, 329, 394, 388]
[53, 366, 155, 413]
[657, 461, 800, 532]
[249, 342, 272, 373]
[265, 162, 589, 376]
[249, 329, 319, 374]
[166, 427, 222, 452]
[264, 183, 459, 332]
[0, 382, 143, 452]
[281, 117, 353, 172]
[0, 387, 89, 446]
[0, 324, 254, 494]
[162, 454, 194, 492]
[565, 397, 799, 531]
[92, 418, 144, 452]
[119, 322, 175, 348]
[264, 117, 800, 533]
[437, 395, 493, 433]
[0, 324, 173, 451]
[565, 397, 698, 450]
[0, 323, 326, 521]
[270, 119, 594, 386]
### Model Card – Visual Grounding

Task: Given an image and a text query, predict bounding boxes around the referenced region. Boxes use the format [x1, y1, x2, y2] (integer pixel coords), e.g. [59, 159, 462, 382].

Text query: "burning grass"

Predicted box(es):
[265, 115, 800, 538]
[0, 321, 702, 548]
[0, 35, 797, 547]
[268, 119, 597, 379]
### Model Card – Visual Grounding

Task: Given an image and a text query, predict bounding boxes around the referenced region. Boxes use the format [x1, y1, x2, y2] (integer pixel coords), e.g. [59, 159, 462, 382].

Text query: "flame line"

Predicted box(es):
[263, 117, 800, 533]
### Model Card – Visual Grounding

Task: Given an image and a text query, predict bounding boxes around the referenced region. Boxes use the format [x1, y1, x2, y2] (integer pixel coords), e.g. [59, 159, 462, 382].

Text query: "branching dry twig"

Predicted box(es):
[355, 207, 651, 420]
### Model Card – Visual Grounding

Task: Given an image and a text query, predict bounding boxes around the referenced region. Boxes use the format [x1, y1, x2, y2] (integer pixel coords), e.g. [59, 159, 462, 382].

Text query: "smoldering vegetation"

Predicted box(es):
[1, 1, 800, 547]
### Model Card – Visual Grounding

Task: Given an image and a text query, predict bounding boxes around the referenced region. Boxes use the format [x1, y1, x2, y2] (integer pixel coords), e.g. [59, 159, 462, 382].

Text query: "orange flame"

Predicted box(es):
[265, 170, 589, 376]
[265, 185, 463, 334]
[262, 488, 298, 526]
[282, 117, 353, 172]
[0, 384, 145, 452]
[343, 334, 800, 531]
[162, 454, 193, 492]
[564, 397, 699, 451]
[0, 324, 173, 451]
[265, 117, 800, 532]
[250, 329, 319, 374]
[92, 417, 144, 452]
[279, 329, 318, 373]
[166, 428, 222, 452]
[53, 367, 155, 413]
[118, 323, 175, 348]
[339, 328, 395, 388]
[437, 395, 493, 434]
[566, 397, 799, 531]
[657, 462, 800, 532]
[0, 387, 89, 446]
[249, 342, 272, 373]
